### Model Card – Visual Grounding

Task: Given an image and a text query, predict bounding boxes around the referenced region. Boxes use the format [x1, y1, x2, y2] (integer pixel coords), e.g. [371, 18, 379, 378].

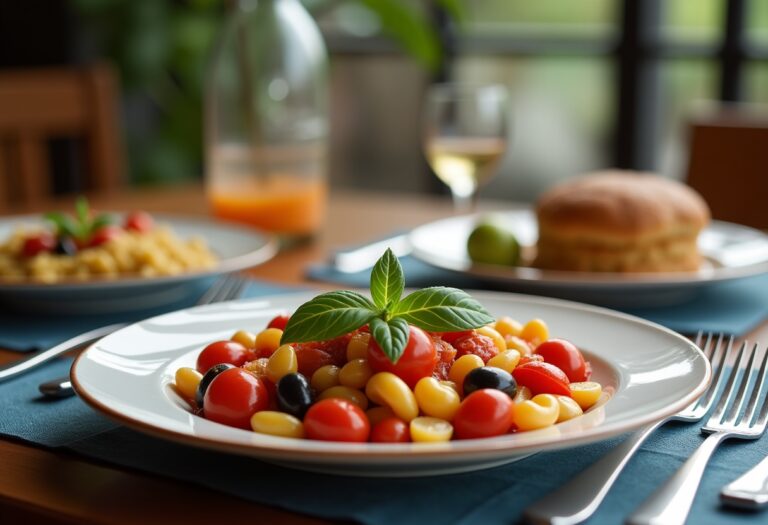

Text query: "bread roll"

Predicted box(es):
[533, 171, 710, 272]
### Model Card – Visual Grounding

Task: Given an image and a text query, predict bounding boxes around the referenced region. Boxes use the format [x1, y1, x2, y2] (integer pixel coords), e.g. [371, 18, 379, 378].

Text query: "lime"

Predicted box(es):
[467, 222, 520, 266]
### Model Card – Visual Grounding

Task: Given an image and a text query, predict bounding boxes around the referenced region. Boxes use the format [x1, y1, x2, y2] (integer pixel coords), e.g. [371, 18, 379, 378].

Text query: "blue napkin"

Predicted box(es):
[309, 256, 768, 336]
[1, 356, 765, 525]
[0, 279, 302, 352]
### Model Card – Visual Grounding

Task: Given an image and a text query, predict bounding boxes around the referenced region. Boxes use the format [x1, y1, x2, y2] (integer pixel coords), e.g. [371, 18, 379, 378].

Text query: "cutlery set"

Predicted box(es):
[526, 332, 768, 524]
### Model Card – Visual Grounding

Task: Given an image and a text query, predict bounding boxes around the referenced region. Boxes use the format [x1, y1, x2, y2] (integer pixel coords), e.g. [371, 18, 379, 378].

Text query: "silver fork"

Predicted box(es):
[524, 332, 731, 525]
[0, 273, 249, 389]
[627, 341, 768, 525]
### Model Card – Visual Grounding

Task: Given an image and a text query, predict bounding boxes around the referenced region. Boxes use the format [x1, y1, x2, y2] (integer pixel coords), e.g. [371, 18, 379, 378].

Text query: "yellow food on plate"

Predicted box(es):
[533, 170, 710, 272]
[0, 202, 217, 283]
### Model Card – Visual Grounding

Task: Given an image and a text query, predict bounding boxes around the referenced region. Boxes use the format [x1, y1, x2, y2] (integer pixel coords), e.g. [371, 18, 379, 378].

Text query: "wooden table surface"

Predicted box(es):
[2, 185, 767, 524]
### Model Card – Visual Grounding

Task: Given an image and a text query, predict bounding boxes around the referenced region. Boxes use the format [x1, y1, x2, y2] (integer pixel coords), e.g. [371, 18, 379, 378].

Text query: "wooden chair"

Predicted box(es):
[685, 106, 768, 229]
[0, 63, 125, 210]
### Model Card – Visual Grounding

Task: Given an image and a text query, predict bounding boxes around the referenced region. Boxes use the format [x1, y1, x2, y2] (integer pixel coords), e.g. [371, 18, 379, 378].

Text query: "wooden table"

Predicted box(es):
[2, 186, 767, 524]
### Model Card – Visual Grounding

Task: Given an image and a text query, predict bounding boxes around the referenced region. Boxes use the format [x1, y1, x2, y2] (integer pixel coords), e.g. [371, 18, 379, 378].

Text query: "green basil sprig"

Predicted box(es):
[44, 196, 112, 241]
[281, 248, 494, 363]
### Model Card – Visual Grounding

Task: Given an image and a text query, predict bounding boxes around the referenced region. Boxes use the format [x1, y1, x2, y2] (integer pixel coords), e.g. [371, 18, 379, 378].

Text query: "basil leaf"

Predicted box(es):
[43, 212, 78, 238]
[370, 316, 410, 364]
[391, 287, 495, 331]
[369, 247, 404, 310]
[91, 214, 113, 230]
[281, 290, 378, 344]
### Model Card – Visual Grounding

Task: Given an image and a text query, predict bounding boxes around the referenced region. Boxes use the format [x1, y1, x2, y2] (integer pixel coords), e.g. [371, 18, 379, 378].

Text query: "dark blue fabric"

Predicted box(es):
[1, 356, 765, 525]
[0, 278, 302, 352]
[308, 257, 768, 336]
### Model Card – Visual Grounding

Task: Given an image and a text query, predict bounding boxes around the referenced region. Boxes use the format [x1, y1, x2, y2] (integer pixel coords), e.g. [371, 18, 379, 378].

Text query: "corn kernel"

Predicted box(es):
[487, 349, 521, 373]
[231, 329, 256, 349]
[511, 394, 560, 431]
[555, 395, 584, 423]
[310, 365, 340, 393]
[477, 326, 506, 353]
[365, 372, 419, 421]
[414, 377, 461, 421]
[410, 417, 453, 442]
[338, 358, 373, 390]
[266, 344, 298, 383]
[520, 319, 549, 345]
[254, 328, 283, 357]
[319, 385, 369, 410]
[448, 354, 484, 394]
[250, 411, 305, 439]
[175, 367, 202, 400]
[346, 332, 371, 361]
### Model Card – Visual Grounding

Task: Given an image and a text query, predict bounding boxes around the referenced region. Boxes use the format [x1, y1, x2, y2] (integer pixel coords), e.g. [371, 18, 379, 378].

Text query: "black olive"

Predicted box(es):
[463, 366, 517, 399]
[276, 373, 314, 419]
[195, 363, 236, 407]
[54, 236, 78, 256]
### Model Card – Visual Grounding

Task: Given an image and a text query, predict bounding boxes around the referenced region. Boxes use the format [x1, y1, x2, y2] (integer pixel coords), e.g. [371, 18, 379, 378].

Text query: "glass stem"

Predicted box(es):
[451, 190, 477, 215]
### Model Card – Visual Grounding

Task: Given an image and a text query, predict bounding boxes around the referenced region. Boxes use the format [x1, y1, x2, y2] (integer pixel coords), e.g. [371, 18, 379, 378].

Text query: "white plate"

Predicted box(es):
[409, 209, 768, 306]
[0, 214, 277, 314]
[72, 291, 710, 477]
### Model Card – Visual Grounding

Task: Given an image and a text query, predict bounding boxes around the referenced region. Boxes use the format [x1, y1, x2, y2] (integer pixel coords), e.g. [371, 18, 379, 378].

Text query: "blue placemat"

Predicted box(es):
[309, 256, 768, 336]
[1, 356, 765, 525]
[0, 278, 303, 352]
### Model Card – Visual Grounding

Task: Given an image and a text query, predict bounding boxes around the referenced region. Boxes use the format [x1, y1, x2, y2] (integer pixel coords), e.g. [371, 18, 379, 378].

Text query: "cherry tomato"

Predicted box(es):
[453, 389, 514, 439]
[535, 339, 591, 382]
[294, 344, 335, 377]
[123, 211, 154, 233]
[432, 337, 457, 381]
[453, 333, 499, 363]
[370, 417, 410, 443]
[203, 368, 269, 429]
[437, 330, 474, 344]
[22, 233, 56, 257]
[88, 225, 123, 247]
[512, 361, 571, 397]
[368, 325, 437, 388]
[304, 398, 370, 442]
[196, 340, 249, 374]
[267, 314, 290, 331]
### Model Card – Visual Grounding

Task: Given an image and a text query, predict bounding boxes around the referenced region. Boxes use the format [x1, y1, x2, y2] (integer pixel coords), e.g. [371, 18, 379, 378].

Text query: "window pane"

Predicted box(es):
[658, 60, 717, 179]
[662, 0, 721, 43]
[453, 57, 612, 201]
[746, 63, 768, 103]
[748, 0, 768, 44]
[463, 0, 615, 38]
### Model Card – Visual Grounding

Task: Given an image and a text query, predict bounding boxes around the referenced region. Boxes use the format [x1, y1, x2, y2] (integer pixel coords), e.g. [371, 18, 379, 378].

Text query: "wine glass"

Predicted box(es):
[423, 83, 509, 212]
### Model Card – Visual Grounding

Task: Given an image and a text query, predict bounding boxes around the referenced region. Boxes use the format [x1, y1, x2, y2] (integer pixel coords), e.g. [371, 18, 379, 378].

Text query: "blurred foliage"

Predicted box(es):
[71, 0, 463, 185]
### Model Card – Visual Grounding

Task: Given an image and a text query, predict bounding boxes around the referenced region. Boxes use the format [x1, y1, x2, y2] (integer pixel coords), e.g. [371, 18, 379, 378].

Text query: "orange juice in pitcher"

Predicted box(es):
[207, 143, 327, 240]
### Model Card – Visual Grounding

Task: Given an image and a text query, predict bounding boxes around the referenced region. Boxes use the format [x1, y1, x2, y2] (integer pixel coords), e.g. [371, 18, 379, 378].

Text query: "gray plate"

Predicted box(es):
[0, 214, 277, 314]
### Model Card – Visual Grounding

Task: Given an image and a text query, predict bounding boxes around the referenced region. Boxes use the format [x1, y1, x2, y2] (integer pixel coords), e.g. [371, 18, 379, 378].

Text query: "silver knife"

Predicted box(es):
[331, 234, 412, 274]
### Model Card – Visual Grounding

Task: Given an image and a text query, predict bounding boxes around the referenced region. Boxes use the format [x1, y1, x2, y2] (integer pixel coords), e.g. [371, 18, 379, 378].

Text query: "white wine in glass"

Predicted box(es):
[424, 83, 509, 212]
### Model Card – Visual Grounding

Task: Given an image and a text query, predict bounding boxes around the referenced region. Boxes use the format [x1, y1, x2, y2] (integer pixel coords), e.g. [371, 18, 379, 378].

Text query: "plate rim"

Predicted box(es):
[70, 290, 711, 461]
[409, 209, 768, 288]
[0, 212, 278, 290]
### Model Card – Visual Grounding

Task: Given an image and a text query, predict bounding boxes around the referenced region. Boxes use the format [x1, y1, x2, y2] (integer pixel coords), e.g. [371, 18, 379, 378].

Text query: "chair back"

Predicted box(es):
[685, 106, 768, 229]
[0, 63, 124, 210]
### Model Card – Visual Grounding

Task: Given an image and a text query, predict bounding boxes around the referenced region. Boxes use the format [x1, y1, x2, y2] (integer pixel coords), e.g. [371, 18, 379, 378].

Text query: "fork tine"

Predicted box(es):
[226, 275, 248, 300]
[196, 273, 245, 305]
[741, 345, 768, 428]
[695, 334, 731, 411]
[709, 341, 749, 423]
[721, 343, 759, 426]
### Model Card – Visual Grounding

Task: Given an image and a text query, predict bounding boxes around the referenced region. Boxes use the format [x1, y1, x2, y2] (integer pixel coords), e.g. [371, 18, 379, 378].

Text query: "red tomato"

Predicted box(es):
[196, 340, 249, 374]
[438, 330, 474, 344]
[453, 333, 499, 363]
[88, 226, 123, 247]
[203, 368, 269, 429]
[453, 389, 514, 439]
[432, 337, 457, 381]
[304, 399, 370, 442]
[294, 344, 335, 377]
[535, 339, 591, 382]
[512, 361, 571, 397]
[267, 314, 290, 331]
[368, 325, 437, 388]
[370, 417, 410, 443]
[22, 233, 56, 257]
[123, 211, 154, 232]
